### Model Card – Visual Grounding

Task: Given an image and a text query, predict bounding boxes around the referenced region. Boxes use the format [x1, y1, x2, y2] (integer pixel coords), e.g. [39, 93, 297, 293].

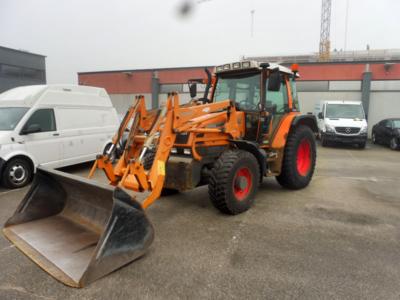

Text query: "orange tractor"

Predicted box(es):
[3, 61, 318, 287]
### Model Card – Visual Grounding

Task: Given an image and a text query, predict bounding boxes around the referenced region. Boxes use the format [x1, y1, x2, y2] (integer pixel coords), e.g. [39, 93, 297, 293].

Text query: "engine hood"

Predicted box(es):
[0, 131, 13, 145]
[325, 118, 367, 128]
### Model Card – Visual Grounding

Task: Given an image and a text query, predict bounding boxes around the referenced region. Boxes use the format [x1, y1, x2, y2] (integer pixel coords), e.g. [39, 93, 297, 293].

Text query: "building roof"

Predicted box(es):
[0, 45, 46, 58]
[78, 65, 214, 75]
[246, 49, 400, 65]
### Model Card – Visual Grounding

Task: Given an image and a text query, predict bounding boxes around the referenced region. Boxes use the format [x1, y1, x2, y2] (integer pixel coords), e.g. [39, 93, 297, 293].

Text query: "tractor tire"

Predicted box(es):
[143, 150, 156, 170]
[276, 125, 316, 190]
[2, 157, 33, 189]
[208, 150, 260, 215]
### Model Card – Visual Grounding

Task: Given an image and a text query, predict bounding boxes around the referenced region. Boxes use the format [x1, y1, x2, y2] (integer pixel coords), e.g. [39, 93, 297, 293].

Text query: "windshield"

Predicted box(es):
[393, 120, 400, 128]
[213, 73, 260, 110]
[326, 104, 364, 119]
[0, 107, 29, 131]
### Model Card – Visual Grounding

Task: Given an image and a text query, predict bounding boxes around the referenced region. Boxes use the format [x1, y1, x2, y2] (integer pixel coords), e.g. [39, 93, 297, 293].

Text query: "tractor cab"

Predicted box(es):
[212, 61, 299, 145]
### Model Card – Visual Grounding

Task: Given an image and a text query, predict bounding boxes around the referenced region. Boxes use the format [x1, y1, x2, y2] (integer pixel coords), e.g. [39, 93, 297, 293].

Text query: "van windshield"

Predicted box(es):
[326, 104, 364, 119]
[0, 107, 29, 131]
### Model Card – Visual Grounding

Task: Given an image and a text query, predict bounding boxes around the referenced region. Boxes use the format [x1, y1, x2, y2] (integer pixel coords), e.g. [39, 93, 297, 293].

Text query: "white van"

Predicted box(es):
[0, 84, 119, 188]
[315, 100, 368, 148]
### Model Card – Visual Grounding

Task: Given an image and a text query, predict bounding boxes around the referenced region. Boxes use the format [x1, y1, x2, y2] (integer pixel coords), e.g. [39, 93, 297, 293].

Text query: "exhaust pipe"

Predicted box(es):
[3, 167, 154, 287]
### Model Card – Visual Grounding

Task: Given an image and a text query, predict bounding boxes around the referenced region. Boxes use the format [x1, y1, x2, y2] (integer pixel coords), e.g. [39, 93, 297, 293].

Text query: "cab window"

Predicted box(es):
[265, 81, 288, 114]
[23, 109, 56, 132]
[214, 73, 260, 111]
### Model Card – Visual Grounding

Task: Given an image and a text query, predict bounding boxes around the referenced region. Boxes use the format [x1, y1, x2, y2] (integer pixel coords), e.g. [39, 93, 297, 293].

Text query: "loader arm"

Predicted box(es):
[90, 93, 244, 209]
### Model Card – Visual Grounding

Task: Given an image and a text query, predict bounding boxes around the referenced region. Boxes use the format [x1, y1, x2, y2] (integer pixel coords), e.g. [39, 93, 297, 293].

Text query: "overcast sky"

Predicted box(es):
[1, 0, 399, 84]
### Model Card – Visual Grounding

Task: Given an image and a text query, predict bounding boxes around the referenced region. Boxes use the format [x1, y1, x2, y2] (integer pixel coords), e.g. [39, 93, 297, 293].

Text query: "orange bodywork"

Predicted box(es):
[89, 93, 245, 209]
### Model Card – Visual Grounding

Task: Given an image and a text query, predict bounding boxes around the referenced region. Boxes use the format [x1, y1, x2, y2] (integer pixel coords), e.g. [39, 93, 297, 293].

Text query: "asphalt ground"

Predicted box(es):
[0, 142, 399, 299]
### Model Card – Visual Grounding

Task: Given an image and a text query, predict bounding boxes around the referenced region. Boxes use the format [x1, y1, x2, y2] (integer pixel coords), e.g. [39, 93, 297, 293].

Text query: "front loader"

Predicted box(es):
[3, 61, 318, 287]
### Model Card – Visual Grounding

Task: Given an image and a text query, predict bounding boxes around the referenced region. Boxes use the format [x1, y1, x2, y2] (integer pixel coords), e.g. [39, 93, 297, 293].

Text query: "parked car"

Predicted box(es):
[0, 84, 119, 188]
[315, 100, 368, 148]
[372, 118, 400, 150]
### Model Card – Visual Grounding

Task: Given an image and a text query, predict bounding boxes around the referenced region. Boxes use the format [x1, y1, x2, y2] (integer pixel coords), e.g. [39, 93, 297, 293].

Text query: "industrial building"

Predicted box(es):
[78, 49, 400, 136]
[0, 45, 46, 93]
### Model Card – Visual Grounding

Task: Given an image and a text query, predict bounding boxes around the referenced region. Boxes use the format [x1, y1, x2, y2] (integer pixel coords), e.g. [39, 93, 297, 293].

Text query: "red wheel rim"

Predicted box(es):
[296, 138, 311, 176]
[233, 167, 252, 201]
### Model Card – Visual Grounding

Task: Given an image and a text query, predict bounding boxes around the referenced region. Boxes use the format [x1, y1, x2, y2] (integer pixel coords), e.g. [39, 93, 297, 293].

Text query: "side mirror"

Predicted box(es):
[318, 112, 324, 119]
[189, 83, 197, 98]
[21, 124, 41, 135]
[267, 72, 281, 91]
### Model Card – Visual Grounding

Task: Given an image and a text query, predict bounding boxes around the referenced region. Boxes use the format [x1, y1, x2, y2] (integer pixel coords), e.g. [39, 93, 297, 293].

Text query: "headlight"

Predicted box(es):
[360, 125, 368, 133]
[325, 124, 335, 133]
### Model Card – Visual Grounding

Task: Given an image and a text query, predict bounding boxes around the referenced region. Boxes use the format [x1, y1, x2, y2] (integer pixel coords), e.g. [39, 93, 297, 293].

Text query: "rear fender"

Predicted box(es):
[291, 115, 318, 133]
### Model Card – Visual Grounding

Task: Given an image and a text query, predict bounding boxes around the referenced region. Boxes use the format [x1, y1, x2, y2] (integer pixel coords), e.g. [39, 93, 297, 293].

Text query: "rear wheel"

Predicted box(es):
[2, 158, 33, 189]
[208, 150, 260, 215]
[276, 126, 316, 190]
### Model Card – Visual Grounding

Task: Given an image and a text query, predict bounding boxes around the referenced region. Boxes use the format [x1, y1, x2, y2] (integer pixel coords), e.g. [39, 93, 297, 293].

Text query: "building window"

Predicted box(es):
[0, 63, 45, 81]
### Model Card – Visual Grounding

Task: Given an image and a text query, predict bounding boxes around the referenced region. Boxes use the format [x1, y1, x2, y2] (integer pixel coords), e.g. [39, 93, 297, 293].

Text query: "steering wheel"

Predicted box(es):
[238, 100, 257, 110]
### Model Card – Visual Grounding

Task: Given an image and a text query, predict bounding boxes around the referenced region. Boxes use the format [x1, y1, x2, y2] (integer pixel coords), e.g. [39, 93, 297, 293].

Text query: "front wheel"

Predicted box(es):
[276, 126, 316, 190]
[372, 132, 377, 144]
[390, 137, 399, 150]
[208, 150, 260, 215]
[358, 141, 367, 149]
[1, 158, 33, 189]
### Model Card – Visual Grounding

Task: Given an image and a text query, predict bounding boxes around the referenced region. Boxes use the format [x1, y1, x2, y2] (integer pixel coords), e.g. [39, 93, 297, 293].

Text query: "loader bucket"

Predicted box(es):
[2, 167, 154, 288]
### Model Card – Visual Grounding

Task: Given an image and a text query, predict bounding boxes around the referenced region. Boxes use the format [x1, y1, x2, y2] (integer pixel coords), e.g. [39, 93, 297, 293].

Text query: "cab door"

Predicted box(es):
[20, 108, 62, 167]
[262, 74, 290, 145]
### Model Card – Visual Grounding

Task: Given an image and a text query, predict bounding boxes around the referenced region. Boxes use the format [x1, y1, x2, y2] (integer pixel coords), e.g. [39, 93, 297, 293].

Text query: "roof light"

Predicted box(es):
[291, 63, 299, 73]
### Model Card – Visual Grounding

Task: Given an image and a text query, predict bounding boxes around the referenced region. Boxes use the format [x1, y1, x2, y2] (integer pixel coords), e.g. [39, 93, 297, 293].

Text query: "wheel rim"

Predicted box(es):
[297, 138, 312, 176]
[9, 164, 27, 185]
[391, 138, 398, 149]
[233, 167, 252, 201]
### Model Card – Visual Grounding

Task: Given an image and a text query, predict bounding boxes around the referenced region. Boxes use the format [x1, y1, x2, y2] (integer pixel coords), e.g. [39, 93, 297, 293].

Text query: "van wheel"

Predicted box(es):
[358, 142, 366, 149]
[390, 138, 399, 150]
[372, 132, 377, 144]
[276, 126, 316, 190]
[321, 134, 328, 147]
[2, 158, 33, 189]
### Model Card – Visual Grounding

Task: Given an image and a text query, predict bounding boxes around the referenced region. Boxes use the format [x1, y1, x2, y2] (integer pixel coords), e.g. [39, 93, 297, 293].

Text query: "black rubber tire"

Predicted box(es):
[358, 142, 367, 149]
[372, 132, 377, 144]
[321, 134, 328, 147]
[1, 157, 33, 189]
[143, 150, 156, 170]
[208, 149, 260, 215]
[390, 138, 399, 150]
[276, 126, 316, 190]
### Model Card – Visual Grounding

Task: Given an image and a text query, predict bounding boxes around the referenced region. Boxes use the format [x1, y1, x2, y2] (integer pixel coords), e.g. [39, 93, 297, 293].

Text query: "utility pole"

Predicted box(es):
[344, 0, 349, 51]
[250, 9, 255, 38]
[319, 0, 332, 61]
